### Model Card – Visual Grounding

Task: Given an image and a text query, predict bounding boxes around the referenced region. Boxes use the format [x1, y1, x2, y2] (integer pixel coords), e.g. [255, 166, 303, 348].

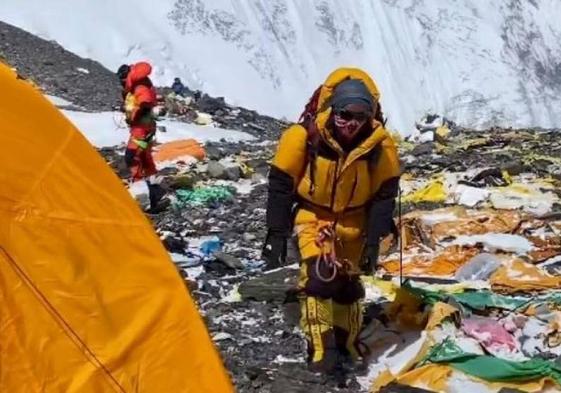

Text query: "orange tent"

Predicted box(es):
[0, 63, 232, 392]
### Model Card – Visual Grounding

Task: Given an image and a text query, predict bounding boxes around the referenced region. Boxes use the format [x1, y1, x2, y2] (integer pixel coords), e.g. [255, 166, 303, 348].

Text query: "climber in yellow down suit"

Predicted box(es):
[262, 67, 401, 373]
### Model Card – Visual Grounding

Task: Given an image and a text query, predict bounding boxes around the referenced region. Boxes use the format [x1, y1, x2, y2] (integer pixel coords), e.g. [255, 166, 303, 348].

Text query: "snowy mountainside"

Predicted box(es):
[2, 0, 561, 133]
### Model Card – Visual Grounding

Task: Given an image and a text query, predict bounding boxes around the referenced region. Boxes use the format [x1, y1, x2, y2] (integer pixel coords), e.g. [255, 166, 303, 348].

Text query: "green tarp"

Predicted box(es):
[404, 281, 561, 312]
[174, 186, 234, 207]
[423, 339, 561, 386]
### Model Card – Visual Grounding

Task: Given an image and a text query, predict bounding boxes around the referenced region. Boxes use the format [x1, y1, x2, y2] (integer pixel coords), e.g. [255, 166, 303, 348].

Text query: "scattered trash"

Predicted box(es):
[403, 178, 447, 204]
[195, 111, 213, 125]
[454, 253, 502, 281]
[213, 332, 234, 342]
[453, 184, 489, 207]
[200, 237, 223, 257]
[461, 317, 520, 359]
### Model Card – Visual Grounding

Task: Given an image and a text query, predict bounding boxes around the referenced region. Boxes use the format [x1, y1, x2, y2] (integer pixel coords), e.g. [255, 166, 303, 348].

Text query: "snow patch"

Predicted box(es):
[453, 234, 534, 254]
[45, 94, 73, 107]
[62, 110, 255, 147]
[273, 355, 305, 364]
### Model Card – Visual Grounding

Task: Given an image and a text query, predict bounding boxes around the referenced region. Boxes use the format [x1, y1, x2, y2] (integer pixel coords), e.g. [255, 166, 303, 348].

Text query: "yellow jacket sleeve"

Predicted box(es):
[272, 124, 308, 183]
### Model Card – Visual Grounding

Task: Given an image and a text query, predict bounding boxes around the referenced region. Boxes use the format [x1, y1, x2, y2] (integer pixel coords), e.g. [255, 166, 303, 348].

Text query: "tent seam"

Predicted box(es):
[0, 247, 126, 393]
[0, 206, 148, 227]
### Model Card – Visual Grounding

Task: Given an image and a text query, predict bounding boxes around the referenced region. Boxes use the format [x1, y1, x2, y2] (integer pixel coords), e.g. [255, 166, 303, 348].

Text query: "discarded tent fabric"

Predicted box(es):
[423, 339, 561, 386]
[0, 62, 232, 392]
[527, 235, 561, 263]
[154, 138, 206, 162]
[400, 208, 522, 248]
[374, 363, 554, 393]
[491, 259, 561, 294]
[175, 186, 234, 207]
[382, 246, 478, 277]
[403, 282, 529, 311]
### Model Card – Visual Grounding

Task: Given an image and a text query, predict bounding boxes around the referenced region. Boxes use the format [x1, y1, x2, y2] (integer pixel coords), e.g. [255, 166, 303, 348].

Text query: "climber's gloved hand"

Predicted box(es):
[262, 233, 287, 270]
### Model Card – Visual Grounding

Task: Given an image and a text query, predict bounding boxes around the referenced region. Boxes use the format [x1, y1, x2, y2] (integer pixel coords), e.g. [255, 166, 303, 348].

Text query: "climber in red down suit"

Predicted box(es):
[123, 61, 158, 183]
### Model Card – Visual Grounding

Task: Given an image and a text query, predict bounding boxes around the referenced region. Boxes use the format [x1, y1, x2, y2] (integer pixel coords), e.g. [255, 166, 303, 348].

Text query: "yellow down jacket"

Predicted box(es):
[271, 68, 401, 262]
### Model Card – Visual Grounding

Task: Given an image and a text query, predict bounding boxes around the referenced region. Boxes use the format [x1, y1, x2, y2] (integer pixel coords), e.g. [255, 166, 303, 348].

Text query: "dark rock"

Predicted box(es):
[170, 174, 197, 189]
[206, 144, 224, 160]
[248, 158, 270, 177]
[224, 165, 242, 181]
[207, 160, 227, 179]
[282, 302, 301, 327]
[411, 143, 433, 156]
[158, 167, 180, 177]
[502, 162, 527, 176]
[197, 94, 227, 114]
[205, 260, 235, 276]
[239, 267, 299, 303]
[214, 252, 245, 270]
[162, 236, 187, 254]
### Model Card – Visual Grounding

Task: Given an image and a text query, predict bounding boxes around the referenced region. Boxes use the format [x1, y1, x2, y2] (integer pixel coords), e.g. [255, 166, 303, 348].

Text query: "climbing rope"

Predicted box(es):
[314, 223, 351, 282]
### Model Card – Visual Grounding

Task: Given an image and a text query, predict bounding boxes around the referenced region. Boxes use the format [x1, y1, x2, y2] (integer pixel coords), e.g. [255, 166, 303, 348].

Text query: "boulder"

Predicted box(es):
[207, 160, 227, 179]
[170, 174, 197, 189]
[214, 252, 245, 270]
[239, 267, 298, 303]
[224, 165, 242, 181]
[411, 143, 434, 156]
[205, 144, 223, 161]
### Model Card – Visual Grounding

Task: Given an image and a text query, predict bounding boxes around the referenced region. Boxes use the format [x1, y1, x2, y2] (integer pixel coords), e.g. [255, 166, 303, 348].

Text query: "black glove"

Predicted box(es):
[262, 234, 287, 269]
[363, 244, 380, 275]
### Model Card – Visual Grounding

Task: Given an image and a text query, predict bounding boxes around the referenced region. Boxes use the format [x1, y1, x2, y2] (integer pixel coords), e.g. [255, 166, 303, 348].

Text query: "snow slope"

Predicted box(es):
[3, 0, 561, 133]
[63, 110, 254, 148]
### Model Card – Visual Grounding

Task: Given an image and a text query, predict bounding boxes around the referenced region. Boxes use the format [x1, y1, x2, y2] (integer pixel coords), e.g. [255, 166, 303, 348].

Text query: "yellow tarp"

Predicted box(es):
[403, 177, 447, 204]
[0, 63, 232, 392]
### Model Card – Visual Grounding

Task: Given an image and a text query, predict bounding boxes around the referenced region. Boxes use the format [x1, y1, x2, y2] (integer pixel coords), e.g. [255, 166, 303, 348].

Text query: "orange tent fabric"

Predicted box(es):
[0, 64, 232, 392]
[382, 246, 478, 277]
[491, 259, 561, 294]
[154, 139, 206, 162]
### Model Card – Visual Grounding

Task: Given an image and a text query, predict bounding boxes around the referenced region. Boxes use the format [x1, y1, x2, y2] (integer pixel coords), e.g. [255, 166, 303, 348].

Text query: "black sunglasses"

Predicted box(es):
[334, 109, 371, 122]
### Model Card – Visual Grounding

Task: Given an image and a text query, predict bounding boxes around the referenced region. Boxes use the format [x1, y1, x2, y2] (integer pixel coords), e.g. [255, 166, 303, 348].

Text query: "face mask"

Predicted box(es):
[333, 109, 370, 144]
